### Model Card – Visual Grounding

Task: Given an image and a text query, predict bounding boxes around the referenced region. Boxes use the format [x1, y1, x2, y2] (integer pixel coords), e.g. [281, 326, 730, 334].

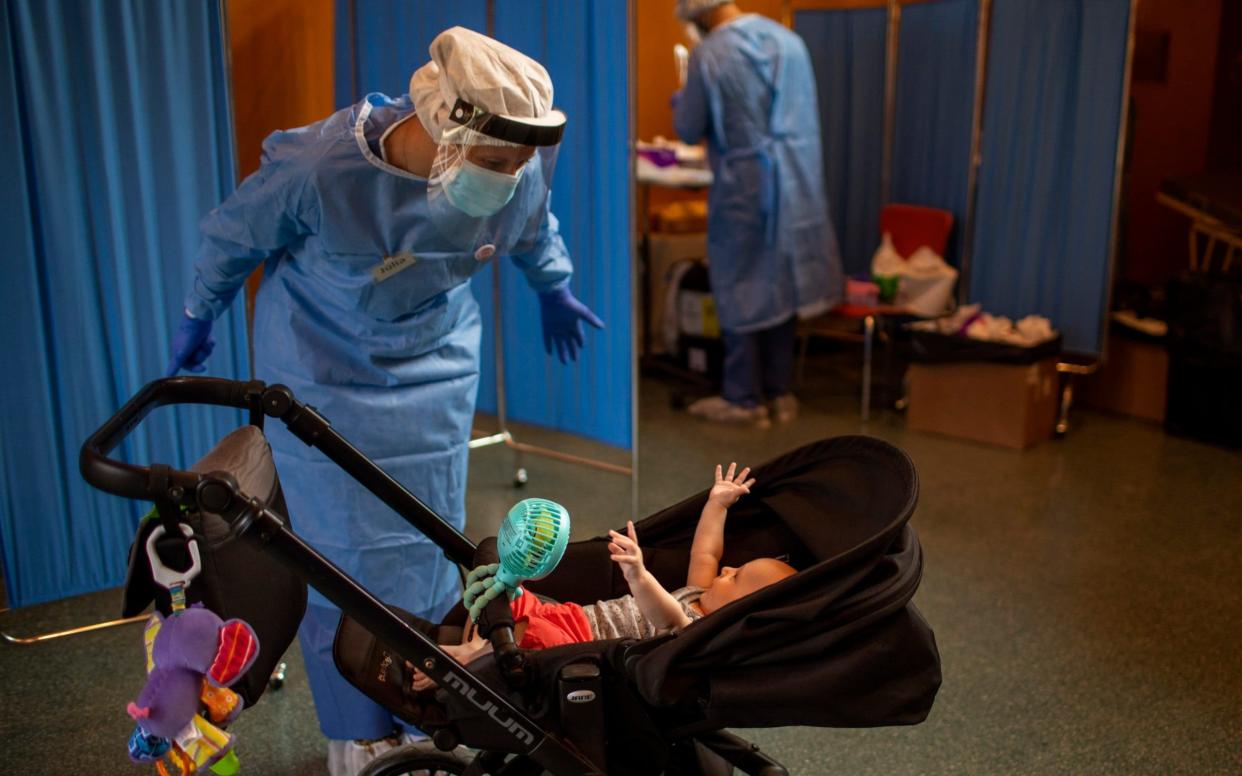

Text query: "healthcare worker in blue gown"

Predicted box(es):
[165, 27, 603, 775]
[673, 0, 842, 427]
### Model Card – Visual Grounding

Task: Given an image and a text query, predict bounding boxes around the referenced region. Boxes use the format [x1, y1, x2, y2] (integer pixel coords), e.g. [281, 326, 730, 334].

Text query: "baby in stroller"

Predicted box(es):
[412, 463, 796, 690]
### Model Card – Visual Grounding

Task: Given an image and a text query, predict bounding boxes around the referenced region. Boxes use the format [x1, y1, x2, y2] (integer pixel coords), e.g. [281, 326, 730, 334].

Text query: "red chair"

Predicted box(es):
[881, 204, 954, 259]
[797, 203, 955, 419]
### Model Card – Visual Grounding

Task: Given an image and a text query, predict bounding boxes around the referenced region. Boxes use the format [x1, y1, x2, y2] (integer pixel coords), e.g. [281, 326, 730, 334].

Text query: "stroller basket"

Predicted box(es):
[82, 377, 939, 776]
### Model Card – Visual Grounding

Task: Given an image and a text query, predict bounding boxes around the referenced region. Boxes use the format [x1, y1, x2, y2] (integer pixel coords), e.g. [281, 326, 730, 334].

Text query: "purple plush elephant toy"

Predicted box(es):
[126, 604, 259, 774]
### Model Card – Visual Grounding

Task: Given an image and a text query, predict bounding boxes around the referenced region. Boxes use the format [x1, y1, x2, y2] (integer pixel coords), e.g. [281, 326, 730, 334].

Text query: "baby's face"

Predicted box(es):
[698, 557, 795, 614]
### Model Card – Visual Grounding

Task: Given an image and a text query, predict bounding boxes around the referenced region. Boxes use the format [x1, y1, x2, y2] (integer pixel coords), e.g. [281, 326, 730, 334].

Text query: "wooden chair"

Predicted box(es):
[797, 204, 955, 419]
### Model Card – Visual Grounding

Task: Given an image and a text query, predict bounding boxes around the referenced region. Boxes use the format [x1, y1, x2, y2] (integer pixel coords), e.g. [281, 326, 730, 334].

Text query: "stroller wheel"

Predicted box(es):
[268, 661, 288, 691]
[358, 741, 474, 776]
[513, 467, 528, 488]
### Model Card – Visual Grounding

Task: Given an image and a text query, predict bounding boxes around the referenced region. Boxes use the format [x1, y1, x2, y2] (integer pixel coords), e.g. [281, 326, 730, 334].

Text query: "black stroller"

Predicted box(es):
[82, 377, 940, 775]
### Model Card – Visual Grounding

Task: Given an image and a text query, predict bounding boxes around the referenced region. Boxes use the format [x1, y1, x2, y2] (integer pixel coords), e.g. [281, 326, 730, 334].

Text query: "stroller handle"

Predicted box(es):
[80, 376, 256, 500]
[79, 376, 476, 567]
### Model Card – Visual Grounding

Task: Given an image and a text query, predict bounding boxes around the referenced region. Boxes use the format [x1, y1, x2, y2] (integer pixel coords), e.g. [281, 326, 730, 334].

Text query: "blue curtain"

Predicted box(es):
[335, 0, 633, 450]
[795, 7, 888, 277]
[892, 0, 978, 267]
[0, 1, 247, 607]
[485, 1, 632, 449]
[333, 0, 488, 107]
[969, 0, 1130, 353]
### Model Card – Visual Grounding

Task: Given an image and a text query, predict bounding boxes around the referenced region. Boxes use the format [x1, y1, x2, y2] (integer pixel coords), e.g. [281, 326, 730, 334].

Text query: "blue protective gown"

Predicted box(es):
[186, 93, 572, 739]
[674, 14, 842, 334]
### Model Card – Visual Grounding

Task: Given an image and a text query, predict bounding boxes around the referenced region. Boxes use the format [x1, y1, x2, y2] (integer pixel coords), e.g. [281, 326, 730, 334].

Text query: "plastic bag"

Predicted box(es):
[896, 247, 957, 317]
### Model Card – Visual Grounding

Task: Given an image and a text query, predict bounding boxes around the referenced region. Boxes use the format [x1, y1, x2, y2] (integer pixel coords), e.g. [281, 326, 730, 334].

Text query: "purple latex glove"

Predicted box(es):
[538, 286, 604, 364]
[165, 312, 215, 377]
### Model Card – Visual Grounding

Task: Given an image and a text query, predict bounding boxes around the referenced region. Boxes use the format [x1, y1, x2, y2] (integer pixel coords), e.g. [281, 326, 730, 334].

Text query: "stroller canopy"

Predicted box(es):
[628, 436, 941, 731]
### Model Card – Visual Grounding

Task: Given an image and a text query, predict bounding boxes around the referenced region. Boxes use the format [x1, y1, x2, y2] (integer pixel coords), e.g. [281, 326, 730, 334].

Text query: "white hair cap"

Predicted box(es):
[409, 27, 556, 143]
[676, 0, 732, 22]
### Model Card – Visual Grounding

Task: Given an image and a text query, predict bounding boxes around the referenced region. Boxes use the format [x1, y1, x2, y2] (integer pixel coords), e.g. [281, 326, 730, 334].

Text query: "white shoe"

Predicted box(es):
[687, 396, 771, 428]
[327, 735, 402, 776]
[772, 394, 799, 424]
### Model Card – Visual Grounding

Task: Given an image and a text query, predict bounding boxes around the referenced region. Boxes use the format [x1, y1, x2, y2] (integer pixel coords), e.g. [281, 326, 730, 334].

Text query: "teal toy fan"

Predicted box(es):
[464, 498, 571, 622]
[497, 498, 570, 587]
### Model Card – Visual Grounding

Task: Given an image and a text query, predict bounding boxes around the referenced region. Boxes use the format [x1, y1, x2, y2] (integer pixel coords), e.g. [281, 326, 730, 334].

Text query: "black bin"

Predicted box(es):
[1165, 275, 1242, 447]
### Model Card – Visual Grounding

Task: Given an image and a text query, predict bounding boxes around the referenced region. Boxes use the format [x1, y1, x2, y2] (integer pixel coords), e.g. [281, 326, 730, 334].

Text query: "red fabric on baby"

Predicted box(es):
[509, 591, 592, 649]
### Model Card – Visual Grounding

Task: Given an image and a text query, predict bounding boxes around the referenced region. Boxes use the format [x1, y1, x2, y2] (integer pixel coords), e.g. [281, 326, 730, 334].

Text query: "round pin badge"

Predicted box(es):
[475, 244, 496, 262]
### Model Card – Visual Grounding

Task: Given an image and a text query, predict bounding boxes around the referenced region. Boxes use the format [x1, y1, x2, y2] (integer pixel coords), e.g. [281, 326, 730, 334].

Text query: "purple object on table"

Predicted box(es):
[638, 148, 679, 168]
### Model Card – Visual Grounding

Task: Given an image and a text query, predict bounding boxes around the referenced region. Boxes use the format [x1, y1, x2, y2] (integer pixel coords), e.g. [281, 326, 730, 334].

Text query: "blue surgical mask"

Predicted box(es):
[443, 160, 523, 217]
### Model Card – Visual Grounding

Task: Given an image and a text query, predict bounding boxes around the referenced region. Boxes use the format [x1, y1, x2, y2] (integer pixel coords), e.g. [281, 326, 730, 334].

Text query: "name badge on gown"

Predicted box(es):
[372, 251, 417, 282]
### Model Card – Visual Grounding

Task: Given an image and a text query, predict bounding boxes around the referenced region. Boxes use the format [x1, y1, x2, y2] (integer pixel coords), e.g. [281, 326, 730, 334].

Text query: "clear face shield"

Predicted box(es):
[426, 99, 565, 256]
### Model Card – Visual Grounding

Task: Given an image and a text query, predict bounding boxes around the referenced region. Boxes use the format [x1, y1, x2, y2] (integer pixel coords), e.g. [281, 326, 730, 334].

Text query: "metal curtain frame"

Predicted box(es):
[628, 0, 640, 522]
[958, 0, 1137, 355]
[787, 0, 983, 297]
[882, 0, 901, 205]
[782, 0, 904, 423]
[1096, 0, 1139, 362]
[2, 0, 239, 646]
[467, 260, 635, 484]
[8, 0, 640, 646]
[1052, 0, 1135, 437]
[786, 0, 1134, 356]
[957, 0, 992, 304]
[781, 0, 903, 207]
[468, 0, 636, 494]
[1, 612, 148, 645]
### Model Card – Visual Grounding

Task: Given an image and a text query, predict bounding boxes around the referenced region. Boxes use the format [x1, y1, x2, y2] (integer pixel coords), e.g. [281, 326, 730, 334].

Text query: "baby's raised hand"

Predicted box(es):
[708, 462, 756, 508]
[608, 521, 645, 584]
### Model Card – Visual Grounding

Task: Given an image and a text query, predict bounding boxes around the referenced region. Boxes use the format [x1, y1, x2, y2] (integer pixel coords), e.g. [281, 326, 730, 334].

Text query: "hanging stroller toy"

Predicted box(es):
[125, 524, 260, 776]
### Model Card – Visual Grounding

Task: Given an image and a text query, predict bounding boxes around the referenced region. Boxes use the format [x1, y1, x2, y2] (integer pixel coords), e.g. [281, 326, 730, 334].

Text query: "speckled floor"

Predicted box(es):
[2, 355, 1240, 774]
